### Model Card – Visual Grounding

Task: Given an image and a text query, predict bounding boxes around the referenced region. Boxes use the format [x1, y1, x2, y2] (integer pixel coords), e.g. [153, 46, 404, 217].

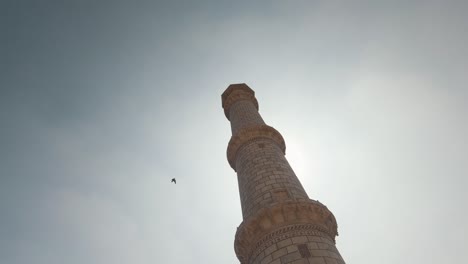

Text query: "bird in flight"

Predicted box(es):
[171, 178, 176, 184]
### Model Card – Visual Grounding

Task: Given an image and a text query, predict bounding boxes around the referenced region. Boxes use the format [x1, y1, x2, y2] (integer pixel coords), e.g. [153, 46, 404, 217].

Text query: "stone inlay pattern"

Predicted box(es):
[234, 200, 338, 263]
[227, 125, 286, 170]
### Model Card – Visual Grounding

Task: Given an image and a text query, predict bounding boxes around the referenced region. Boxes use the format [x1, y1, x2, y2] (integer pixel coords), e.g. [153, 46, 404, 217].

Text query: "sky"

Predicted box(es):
[1, 1, 467, 263]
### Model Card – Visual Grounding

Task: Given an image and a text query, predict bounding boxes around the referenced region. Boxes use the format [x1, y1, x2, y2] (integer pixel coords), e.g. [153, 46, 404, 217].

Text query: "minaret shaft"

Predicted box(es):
[229, 100, 266, 134]
[236, 137, 309, 219]
[222, 84, 345, 264]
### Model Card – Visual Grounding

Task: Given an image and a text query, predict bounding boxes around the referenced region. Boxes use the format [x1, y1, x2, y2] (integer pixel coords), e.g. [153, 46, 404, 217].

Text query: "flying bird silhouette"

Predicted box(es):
[171, 178, 176, 184]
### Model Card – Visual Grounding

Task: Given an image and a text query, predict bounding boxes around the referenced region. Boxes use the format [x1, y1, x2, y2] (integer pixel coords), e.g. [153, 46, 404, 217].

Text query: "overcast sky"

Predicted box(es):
[1, 1, 467, 263]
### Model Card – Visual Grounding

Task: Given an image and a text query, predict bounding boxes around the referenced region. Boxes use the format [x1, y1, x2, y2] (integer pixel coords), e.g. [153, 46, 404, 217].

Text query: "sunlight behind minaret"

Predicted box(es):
[283, 136, 307, 182]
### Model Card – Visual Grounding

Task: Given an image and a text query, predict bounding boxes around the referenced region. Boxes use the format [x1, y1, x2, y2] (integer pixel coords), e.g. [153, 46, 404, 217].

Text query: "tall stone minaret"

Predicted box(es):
[222, 84, 345, 264]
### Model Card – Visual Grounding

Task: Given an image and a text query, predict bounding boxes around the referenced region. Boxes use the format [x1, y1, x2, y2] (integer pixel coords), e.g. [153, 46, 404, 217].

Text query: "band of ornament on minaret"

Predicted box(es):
[222, 86, 259, 120]
[234, 200, 338, 263]
[227, 125, 285, 171]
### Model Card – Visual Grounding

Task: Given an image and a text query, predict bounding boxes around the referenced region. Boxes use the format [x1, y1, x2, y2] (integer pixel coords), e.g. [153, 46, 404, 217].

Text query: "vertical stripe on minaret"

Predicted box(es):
[222, 84, 345, 264]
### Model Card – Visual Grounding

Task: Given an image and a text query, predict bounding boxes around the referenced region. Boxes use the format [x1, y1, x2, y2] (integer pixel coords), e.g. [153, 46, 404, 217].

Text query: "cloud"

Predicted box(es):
[46, 189, 149, 263]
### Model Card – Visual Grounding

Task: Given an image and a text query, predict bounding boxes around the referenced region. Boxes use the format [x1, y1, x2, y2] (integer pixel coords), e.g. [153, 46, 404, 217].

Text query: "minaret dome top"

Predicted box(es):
[221, 83, 259, 120]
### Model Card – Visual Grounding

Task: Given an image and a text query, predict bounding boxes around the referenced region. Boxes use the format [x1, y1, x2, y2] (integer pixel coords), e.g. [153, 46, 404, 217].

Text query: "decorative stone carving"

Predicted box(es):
[222, 83, 254, 103]
[234, 200, 338, 263]
[227, 125, 286, 170]
[222, 89, 259, 119]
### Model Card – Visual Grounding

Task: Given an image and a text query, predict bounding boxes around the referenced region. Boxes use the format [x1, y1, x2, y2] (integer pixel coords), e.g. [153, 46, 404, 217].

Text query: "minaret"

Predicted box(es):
[222, 84, 345, 264]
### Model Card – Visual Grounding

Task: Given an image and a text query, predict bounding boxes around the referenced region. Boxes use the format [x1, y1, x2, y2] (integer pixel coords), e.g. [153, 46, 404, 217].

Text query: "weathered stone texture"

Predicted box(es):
[222, 84, 345, 264]
[230, 100, 266, 134]
[236, 138, 308, 218]
[251, 234, 344, 264]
